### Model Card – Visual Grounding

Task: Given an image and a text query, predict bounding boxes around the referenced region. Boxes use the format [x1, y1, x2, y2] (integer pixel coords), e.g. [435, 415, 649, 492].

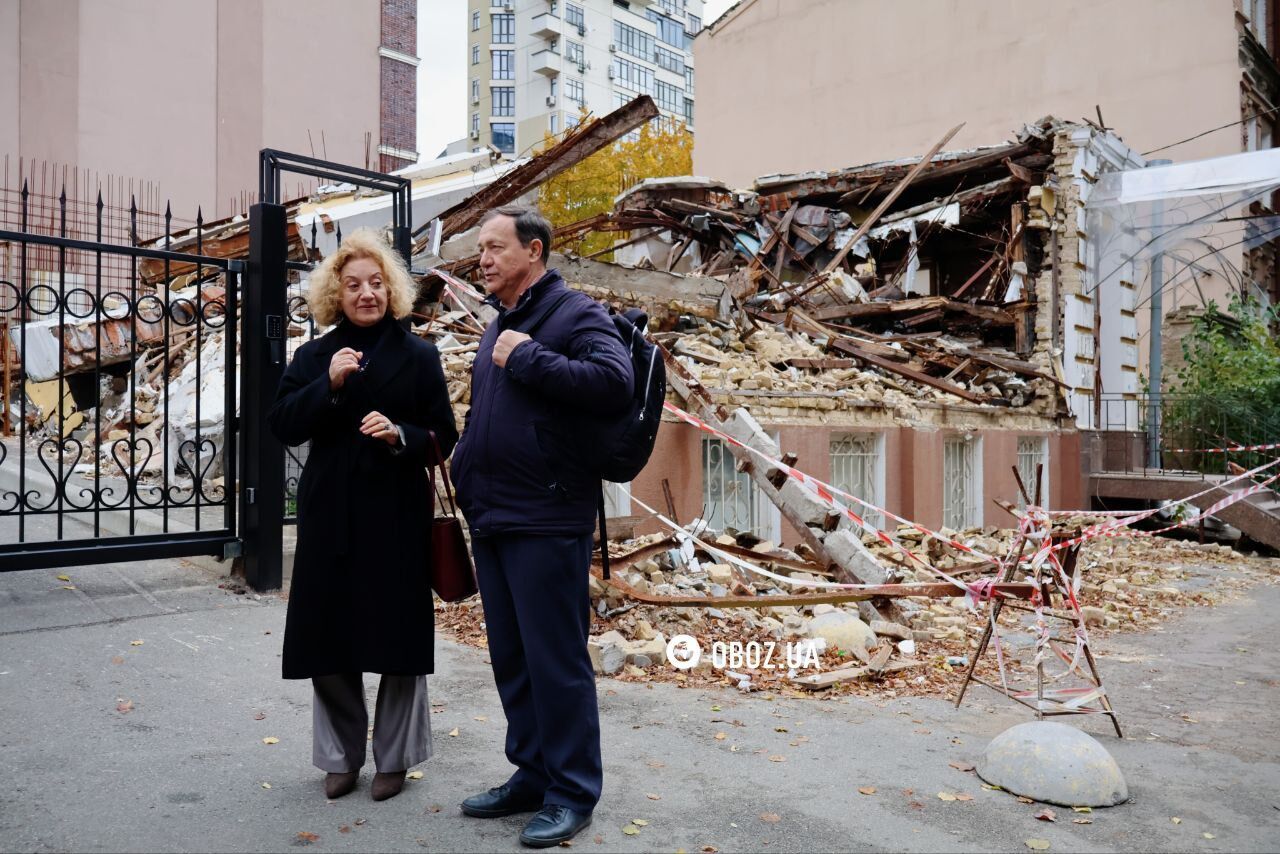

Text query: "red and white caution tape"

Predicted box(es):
[1165, 439, 1280, 454]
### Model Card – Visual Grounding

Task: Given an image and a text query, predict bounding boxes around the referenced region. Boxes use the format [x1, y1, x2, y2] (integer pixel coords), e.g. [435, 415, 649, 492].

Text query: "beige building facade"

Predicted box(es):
[693, 0, 1272, 184]
[1, 0, 419, 220]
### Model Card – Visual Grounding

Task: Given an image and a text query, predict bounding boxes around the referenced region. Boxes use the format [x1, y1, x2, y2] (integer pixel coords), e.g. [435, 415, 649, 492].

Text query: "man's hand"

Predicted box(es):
[329, 347, 363, 391]
[492, 330, 531, 369]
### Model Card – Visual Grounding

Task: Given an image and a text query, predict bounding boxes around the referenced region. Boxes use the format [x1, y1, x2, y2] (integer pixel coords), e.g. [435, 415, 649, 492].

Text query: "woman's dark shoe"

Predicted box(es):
[324, 771, 359, 800]
[371, 770, 406, 801]
[460, 784, 544, 818]
[518, 805, 593, 848]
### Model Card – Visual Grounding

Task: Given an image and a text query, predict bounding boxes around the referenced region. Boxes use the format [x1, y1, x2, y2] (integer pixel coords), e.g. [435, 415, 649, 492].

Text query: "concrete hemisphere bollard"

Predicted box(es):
[977, 721, 1129, 808]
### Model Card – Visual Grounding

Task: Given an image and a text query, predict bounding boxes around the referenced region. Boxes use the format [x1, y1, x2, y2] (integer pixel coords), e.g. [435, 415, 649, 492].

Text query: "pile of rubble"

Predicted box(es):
[435, 520, 1276, 698]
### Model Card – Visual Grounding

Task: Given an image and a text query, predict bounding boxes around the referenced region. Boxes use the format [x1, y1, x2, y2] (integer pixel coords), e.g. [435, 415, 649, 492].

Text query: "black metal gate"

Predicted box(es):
[0, 186, 242, 570]
[240, 150, 411, 591]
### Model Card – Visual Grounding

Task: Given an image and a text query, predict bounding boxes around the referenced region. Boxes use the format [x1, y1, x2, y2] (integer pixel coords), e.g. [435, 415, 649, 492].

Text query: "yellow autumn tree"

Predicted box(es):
[537, 109, 693, 258]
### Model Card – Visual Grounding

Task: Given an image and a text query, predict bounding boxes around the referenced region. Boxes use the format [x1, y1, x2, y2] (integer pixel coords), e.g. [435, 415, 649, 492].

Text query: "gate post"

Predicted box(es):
[241, 202, 288, 591]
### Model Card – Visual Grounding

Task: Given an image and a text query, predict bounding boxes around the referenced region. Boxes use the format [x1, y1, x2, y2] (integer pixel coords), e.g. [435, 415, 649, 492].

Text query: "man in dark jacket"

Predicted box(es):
[449, 206, 632, 848]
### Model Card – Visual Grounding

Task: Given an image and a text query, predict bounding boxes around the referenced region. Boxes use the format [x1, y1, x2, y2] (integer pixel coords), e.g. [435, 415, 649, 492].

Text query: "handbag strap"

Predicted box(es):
[428, 430, 459, 516]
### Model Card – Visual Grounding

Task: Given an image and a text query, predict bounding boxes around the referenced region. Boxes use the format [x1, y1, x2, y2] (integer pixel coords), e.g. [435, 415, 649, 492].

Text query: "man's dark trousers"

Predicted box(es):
[472, 532, 602, 813]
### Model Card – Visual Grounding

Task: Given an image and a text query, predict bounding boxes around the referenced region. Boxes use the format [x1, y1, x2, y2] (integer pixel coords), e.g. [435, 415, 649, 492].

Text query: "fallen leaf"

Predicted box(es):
[339, 825, 350, 833]
[1203, 833, 1215, 839]
[647, 760, 666, 768]
[1072, 806, 1092, 813]
[645, 793, 661, 800]
[981, 783, 1003, 791]
[714, 732, 726, 740]
[56, 574, 70, 581]
[955, 793, 973, 802]
[759, 813, 780, 823]
[593, 835, 603, 844]
[353, 818, 367, 826]
[262, 737, 279, 745]
[1171, 817, 1182, 825]
[622, 826, 640, 836]
[858, 787, 876, 795]
[116, 699, 134, 713]
[937, 792, 957, 802]
[130, 640, 144, 646]
[908, 801, 924, 811]
[261, 782, 271, 789]
[631, 819, 649, 827]
[407, 771, 424, 780]
[949, 761, 976, 772]
[61, 585, 76, 590]
[774, 726, 788, 733]
[473, 716, 487, 721]
[1035, 808, 1057, 822]
[700, 847, 718, 854]
[710, 705, 722, 711]
[296, 831, 319, 845]
[426, 805, 442, 813]
[729, 745, 739, 753]
[1073, 818, 1093, 825]
[768, 755, 786, 763]
[1025, 840, 1050, 851]
[1017, 796, 1035, 804]
[448, 727, 459, 737]
[254, 712, 266, 721]
[111, 656, 125, 665]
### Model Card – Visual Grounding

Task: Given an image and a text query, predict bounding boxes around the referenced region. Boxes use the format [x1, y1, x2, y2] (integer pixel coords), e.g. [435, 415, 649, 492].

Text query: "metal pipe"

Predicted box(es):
[1146, 158, 1173, 469]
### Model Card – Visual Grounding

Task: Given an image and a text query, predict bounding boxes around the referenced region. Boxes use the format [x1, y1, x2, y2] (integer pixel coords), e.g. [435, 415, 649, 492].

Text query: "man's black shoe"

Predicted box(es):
[460, 784, 544, 818]
[518, 805, 593, 848]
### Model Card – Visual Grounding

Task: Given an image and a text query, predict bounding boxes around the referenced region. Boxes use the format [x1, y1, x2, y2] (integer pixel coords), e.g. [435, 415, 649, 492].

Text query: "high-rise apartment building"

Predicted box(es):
[465, 0, 702, 157]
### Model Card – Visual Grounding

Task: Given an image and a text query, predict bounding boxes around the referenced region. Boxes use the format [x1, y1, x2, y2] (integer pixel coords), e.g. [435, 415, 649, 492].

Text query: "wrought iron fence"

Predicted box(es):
[0, 183, 241, 570]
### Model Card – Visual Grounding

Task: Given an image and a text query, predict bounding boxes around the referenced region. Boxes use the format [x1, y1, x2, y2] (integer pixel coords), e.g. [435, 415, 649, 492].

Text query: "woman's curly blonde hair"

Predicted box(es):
[306, 227, 416, 328]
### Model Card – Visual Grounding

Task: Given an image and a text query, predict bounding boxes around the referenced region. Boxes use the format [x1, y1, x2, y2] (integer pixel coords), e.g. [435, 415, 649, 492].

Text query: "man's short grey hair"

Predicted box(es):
[481, 205, 553, 264]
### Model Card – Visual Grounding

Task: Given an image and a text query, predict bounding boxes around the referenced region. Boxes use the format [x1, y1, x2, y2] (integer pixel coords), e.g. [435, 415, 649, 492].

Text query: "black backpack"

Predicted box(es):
[597, 308, 665, 579]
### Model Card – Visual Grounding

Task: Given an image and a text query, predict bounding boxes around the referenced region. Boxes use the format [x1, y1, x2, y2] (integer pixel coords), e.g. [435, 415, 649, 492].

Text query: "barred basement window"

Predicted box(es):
[943, 436, 981, 531]
[1016, 436, 1049, 510]
[829, 434, 882, 529]
[702, 437, 773, 539]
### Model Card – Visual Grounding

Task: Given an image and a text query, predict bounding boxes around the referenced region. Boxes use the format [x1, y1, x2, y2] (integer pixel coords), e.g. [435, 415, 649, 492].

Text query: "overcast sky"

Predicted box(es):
[415, 0, 736, 161]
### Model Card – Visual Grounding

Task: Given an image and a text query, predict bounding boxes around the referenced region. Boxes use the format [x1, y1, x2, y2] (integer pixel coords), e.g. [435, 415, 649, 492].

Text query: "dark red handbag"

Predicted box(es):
[428, 432, 477, 602]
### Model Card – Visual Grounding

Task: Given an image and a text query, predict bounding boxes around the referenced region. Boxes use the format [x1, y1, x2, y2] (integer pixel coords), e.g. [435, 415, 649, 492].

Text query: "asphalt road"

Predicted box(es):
[1, 557, 1278, 853]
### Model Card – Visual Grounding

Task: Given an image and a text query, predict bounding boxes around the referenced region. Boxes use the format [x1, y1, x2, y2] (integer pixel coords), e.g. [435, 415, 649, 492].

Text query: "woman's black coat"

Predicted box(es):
[268, 318, 458, 679]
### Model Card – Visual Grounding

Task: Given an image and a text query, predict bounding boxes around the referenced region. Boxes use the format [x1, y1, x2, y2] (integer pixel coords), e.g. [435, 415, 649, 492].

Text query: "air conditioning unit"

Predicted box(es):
[607, 43, 617, 52]
[470, 129, 480, 140]
[471, 96, 480, 105]
[546, 95, 556, 106]
[502, 2, 513, 11]
[607, 67, 615, 79]
[576, 23, 585, 36]
[576, 62, 586, 73]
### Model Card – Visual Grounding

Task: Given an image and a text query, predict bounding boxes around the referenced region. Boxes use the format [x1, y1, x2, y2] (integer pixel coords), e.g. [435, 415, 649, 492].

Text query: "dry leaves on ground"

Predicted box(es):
[858, 787, 876, 795]
[1035, 808, 1057, 822]
[759, 812, 780, 823]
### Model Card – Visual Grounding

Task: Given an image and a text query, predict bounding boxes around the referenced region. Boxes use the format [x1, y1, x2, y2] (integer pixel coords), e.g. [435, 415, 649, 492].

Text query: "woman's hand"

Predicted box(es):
[360, 410, 400, 446]
[329, 347, 363, 391]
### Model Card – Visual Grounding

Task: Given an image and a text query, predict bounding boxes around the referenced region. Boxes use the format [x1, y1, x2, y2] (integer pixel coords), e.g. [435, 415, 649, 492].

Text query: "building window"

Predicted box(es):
[566, 77, 584, 104]
[492, 49, 513, 80]
[566, 2, 585, 34]
[685, 66, 694, 94]
[471, 112, 480, 136]
[653, 79, 683, 113]
[491, 122, 515, 154]
[645, 10, 684, 47]
[683, 96, 694, 126]
[830, 434, 883, 529]
[703, 437, 775, 539]
[492, 13, 514, 44]
[1016, 437, 1050, 510]
[1248, 0, 1270, 51]
[471, 44, 480, 65]
[550, 113, 560, 134]
[566, 40, 585, 66]
[688, 13, 702, 34]
[943, 436, 982, 531]
[655, 45, 685, 75]
[610, 57, 653, 94]
[472, 10, 480, 31]
[602, 480, 630, 517]
[613, 20, 655, 62]
[471, 78, 480, 101]
[491, 86, 515, 116]
[490, 0, 504, 6]
[656, 0, 679, 15]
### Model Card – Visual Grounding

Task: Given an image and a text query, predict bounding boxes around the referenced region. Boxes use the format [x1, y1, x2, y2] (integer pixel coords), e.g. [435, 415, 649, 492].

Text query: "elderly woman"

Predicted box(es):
[268, 227, 458, 802]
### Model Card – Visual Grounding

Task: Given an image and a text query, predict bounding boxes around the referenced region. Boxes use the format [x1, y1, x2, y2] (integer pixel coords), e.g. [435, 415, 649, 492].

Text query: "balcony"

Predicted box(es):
[531, 47, 561, 76]
[531, 12, 561, 39]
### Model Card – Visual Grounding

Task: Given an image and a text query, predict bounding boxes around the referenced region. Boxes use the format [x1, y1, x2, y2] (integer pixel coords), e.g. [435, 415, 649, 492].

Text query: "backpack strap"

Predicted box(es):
[597, 487, 610, 581]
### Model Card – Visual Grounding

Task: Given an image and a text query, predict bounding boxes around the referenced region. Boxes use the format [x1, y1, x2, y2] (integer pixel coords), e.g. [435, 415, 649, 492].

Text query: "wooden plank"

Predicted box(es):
[815, 123, 966, 279]
[831, 338, 995, 404]
[784, 357, 858, 369]
[792, 659, 923, 690]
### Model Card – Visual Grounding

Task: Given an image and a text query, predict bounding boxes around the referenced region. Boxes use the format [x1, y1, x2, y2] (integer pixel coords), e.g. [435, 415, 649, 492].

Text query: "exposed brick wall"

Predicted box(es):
[380, 0, 417, 171]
